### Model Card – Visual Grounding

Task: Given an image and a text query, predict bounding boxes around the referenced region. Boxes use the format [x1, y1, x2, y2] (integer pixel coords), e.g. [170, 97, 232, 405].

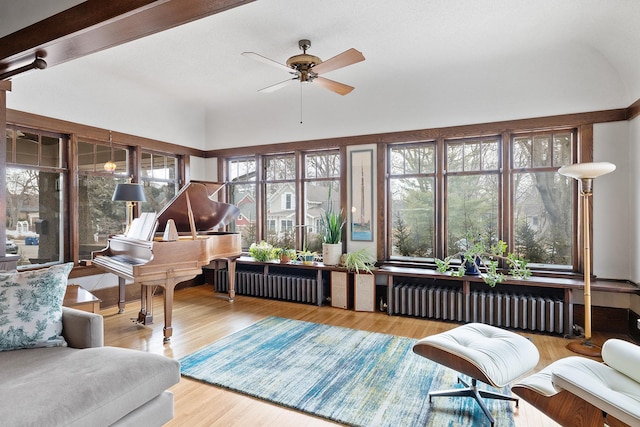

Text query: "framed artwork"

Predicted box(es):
[350, 149, 373, 241]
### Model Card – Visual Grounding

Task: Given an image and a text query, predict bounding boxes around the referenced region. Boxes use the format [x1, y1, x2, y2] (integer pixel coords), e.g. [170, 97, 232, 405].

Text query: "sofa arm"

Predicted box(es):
[62, 307, 104, 348]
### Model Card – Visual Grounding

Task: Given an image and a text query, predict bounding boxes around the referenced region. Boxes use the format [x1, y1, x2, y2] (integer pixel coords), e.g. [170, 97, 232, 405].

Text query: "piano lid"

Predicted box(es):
[155, 181, 240, 233]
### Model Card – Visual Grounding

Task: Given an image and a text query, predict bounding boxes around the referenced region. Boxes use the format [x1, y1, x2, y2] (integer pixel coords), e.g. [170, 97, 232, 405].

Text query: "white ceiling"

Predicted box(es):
[6, 0, 640, 150]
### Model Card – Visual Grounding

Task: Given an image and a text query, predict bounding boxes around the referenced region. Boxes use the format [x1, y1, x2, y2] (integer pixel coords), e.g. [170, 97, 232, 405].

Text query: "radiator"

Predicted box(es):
[392, 283, 564, 334]
[214, 270, 319, 304]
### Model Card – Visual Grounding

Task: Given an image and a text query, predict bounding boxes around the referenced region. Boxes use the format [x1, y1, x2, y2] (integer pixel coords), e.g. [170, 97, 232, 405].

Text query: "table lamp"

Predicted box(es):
[112, 181, 146, 231]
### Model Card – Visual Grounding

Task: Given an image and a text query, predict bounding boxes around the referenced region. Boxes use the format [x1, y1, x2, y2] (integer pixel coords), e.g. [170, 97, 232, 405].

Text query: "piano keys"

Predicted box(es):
[93, 181, 241, 342]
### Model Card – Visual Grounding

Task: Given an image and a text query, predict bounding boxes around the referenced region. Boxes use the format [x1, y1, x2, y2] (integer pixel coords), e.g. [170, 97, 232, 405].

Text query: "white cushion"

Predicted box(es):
[0, 263, 73, 351]
[416, 322, 539, 387]
[552, 351, 640, 426]
[602, 338, 640, 384]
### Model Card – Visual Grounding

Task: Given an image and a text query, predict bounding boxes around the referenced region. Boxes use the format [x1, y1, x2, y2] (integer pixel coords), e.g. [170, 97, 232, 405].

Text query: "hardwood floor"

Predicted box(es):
[100, 285, 619, 427]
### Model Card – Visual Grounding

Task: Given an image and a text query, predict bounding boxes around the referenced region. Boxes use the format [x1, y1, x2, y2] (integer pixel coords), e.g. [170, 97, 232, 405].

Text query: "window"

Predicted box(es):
[389, 144, 436, 258]
[511, 131, 573, 268]
[303, 151, 341, 253]
[140, 151, 178, 214]
[446, 137, 500, 254]
[77, 139, 129, 259]
[5, 127, 66, 268]
[264, 154, 296, 248]
[387, 130, 576, 269]
[227, 157, 257, 250]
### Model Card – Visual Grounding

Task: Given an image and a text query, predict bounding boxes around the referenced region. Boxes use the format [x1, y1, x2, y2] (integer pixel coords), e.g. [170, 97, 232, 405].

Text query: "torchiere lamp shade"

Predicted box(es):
[112, 183, 146, 202]
[558, 162, 616, 180]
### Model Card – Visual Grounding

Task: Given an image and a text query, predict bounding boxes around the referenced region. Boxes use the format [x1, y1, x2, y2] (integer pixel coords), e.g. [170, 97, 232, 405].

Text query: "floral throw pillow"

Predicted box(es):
[0, 263, 73, 351]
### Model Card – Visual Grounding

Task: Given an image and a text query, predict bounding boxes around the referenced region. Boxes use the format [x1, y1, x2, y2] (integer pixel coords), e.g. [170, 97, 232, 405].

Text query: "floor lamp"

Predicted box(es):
[112, 181, 146, 233]
[558, 162, 615, 357]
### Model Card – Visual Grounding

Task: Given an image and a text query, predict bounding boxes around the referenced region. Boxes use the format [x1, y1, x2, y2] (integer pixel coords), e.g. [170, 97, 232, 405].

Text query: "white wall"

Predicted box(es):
[628, 116, 640, 314]
[0, 0, 83, 38]
[592, 122, 631, 281]
[7, 62, 208, 150]
[189, 157, 218, 182]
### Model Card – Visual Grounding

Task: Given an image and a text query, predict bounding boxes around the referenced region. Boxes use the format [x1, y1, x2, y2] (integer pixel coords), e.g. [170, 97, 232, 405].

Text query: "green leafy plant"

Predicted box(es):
[320, 188, 346, 244]
[435, 233, 530, 287]
[249, 241, 278, 262]
[340, 249, 376, 274]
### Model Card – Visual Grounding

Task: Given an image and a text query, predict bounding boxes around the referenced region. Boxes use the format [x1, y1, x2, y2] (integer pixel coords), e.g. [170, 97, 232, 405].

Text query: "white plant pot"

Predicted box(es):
[322, 243, 342, 266]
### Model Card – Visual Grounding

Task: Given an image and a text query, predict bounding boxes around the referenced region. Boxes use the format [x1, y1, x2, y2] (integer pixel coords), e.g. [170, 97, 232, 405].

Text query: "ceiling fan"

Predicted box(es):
[242, 39, 365, 96]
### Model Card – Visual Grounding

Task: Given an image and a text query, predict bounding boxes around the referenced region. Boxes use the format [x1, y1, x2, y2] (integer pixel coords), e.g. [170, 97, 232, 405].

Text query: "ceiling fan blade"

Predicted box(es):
[242, 52, 295, 74]
[258, 77, 298, 93]
[311, 48, 365, 75]
[314, 76, 354, 96]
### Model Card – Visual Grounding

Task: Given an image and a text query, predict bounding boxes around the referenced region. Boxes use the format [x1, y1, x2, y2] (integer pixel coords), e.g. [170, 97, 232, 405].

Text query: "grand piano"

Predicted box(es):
[93, 181, 241, 342]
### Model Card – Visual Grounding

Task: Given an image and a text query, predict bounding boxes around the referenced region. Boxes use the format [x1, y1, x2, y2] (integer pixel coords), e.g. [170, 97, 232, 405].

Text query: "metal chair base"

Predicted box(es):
[428, 376, 518, 427]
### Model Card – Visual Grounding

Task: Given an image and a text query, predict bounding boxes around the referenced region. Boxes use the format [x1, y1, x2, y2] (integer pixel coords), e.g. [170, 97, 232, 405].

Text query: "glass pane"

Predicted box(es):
[113, 147, 128, 175]
[446, 174, 499, 255]
[6, 167, 63, 268]
[513, 172, 572, 267]
[152, 154, 166, 179]
[553, 133, 572, 166]
[419, 146, 435, 173]
[305, 181, 340, 249]
[447, 143, 463, 172]
[140, 181, 177, 213]
[78, 141, 95, 172]
[265, 155, 295, 181]
[463, 142, 480, 171]
[305, 152, 339, 178]
[390, 177, 435, 257]
[229, 158, 256, 182]
[40, 135, 61, 168]
[96, 144, 112, 169]
[265, 182, 299, 248]
[532, 135, 552, 167]
[15, 131, 39, 165]
[390, 147, 406, 175]
[482, 141, 499, 170]
[513, 136, 531, 168]
[78, 175, 126, 259]
[166, 156, 176, 179]
[229, 183, 257, 250]
[140, 152, 152, 176]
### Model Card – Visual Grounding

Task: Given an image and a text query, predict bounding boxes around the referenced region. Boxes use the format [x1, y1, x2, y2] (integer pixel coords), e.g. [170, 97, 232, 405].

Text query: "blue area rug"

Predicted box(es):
[180, 317, 515, 427]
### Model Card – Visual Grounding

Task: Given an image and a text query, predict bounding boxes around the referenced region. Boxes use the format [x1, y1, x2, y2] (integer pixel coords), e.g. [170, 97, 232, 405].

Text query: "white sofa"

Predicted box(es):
[0, 307, 180, 427]
[513, 338, 640, 427]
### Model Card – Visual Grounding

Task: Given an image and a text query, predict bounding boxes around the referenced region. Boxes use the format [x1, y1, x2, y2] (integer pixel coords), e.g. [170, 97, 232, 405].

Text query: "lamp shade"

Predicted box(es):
[112, 183, 146, 202]
[558, 162, 616, 180]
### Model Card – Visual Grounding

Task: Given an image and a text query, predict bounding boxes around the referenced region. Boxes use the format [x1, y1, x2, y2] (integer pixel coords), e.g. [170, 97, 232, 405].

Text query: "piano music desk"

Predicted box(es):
[64, 284, 101, 313]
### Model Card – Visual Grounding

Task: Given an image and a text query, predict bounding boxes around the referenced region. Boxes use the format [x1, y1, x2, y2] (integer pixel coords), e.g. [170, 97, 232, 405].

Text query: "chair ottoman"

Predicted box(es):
[413, 323, 539, 426]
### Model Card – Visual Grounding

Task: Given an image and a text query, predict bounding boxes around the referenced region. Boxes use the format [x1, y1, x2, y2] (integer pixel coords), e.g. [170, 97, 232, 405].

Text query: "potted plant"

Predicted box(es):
[298, 249, 316, 266]
[340, 248, 376, 274]
[278, 248, 296, 264]
[249, 241, 278, 262]
[320, 194, 345, 266]
[336, 248, 377, 311]
[434, 233, 530, 287]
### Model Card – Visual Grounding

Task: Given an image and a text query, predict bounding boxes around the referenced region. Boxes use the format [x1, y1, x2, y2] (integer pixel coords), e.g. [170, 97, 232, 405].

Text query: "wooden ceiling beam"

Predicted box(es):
[0, 0, 255, 73]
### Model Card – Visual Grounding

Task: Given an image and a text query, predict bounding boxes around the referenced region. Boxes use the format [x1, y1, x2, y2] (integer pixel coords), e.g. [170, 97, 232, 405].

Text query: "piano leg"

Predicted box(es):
[137, 285, 154, 324]
[162, 281, 176, 343]
[118, 277, 127, 314]
[227, 258, 237, 302]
